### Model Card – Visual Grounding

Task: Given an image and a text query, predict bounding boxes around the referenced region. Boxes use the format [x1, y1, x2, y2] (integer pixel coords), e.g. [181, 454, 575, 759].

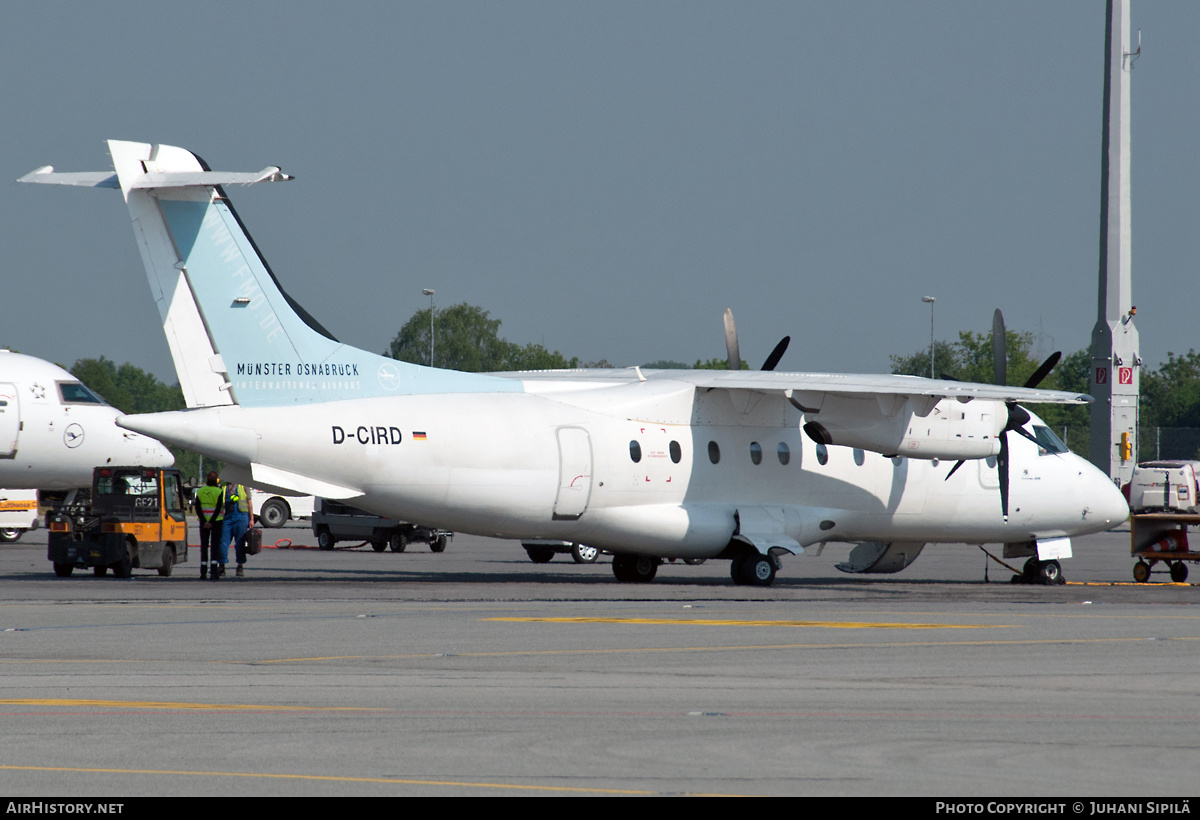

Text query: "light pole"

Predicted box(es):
[922, 296, 936, 379]
[422, 289, 436, 366]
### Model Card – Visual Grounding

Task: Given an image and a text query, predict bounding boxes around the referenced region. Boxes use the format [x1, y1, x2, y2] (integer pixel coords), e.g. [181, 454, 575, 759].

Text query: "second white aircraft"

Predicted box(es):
[0, 349, 173, 490]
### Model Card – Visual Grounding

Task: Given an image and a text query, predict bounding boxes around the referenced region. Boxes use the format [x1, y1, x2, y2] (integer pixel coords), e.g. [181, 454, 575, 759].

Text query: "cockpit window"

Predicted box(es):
[1032, 425, 1069, 455]
[58, 382, 107, 405]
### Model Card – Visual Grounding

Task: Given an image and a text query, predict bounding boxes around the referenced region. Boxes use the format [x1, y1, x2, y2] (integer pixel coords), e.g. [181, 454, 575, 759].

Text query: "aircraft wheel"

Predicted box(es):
[53, 563, 74, 578]
[611, 555, 633, 581]
[526, 548, 554, 563]
[1022, 557, 1040, 582]
[612, 554, 657, 583]
[316, 528, 335, 551]
[431, 534, 448, 553]
[157, 546, 175, 577]
[571, 543, 599, 563]
[632, 556, 658, 582]
[1037, 559, 1062, 585]
[1133, 560, 1150, 583]
[389, 532, 407, 553]
[1170, 562, 1189, 583]
[729, 553, 747, 584]
[740, 554, 777, 587]
[259, 499, 289, 529]
[93, 565, 108, 577]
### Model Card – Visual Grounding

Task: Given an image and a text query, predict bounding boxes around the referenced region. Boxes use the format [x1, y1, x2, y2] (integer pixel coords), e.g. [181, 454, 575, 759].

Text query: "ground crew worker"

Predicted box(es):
[193, 471, 224, 580]
[216, 480, 251, 579]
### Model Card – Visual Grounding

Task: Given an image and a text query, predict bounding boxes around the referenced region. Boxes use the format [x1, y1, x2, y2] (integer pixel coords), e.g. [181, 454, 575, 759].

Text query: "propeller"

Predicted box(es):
[761, 335, 791, 372]
[723, 308, 791, 371]
[945, 309, 1062, 522]
[723, 309, 741, 371]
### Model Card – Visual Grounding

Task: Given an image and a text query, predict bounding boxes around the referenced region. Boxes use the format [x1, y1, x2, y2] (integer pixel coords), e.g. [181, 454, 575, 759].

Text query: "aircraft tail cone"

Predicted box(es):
[118, 410, 259, 465]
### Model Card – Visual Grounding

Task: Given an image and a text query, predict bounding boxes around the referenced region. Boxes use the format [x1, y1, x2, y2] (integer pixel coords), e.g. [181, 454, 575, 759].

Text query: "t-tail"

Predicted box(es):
[20, 140, 517, 408]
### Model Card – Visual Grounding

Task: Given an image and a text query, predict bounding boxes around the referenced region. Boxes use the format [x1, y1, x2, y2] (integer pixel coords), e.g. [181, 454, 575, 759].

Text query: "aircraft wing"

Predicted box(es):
[501, 368, 1091, 406]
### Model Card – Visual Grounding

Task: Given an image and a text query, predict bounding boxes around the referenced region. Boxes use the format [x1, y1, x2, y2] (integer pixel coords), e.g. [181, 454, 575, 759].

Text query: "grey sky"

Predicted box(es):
[4, 1, 1198, 383]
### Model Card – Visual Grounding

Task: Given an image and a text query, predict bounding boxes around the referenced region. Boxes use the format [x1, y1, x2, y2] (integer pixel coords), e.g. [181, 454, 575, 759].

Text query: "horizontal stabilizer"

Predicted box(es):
[130, 167, 294, 189]
[17, 167, 119, 187]
[17, 166, 290, 189]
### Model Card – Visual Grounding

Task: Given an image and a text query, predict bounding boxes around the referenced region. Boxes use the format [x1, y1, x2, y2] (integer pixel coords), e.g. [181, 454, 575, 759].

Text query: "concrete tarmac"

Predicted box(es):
[0, 523, 1196, 796]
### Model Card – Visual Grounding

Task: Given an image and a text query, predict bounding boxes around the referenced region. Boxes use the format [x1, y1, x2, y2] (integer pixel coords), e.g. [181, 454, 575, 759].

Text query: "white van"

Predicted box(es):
[0, 489, 40, 542]
[250, 489, 316, 528]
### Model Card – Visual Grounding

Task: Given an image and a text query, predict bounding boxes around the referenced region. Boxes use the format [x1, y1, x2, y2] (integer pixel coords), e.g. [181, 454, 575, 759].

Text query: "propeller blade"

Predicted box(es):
[998, 432, 1010, 521]
[761, 336, 790, 371]
[944, 459, 966, 481]
[1024, 351, 1062, 389]
[992, 309, 1007, 387]
[723, 308, 741, 371]
[1006, 403, 1031, 431]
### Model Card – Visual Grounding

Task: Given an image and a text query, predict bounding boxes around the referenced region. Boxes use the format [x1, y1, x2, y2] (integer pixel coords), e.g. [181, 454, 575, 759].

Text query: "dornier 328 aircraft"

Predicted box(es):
[21, 140, 1128, 586]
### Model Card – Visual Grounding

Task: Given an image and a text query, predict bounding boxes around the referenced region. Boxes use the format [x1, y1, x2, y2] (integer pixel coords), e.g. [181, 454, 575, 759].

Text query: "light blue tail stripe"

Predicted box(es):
[159, 199, 519, 407]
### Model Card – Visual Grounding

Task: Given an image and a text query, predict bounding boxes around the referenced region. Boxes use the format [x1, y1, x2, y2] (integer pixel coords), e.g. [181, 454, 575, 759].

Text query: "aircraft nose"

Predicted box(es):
[1083, 464, 1130, 528]
[148, 439, 176, 467]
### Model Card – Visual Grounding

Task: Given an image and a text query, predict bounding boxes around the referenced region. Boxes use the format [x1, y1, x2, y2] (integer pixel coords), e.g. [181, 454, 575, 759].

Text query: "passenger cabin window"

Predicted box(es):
[777, 442, 790, 465]
[629, 440, 642, 463]
[58, 382, 106, 405]
[708, 441, 720, 464]
[669, 440, 682, 464]
[816, 444, 829, 466]
[749, 441, 762, 465]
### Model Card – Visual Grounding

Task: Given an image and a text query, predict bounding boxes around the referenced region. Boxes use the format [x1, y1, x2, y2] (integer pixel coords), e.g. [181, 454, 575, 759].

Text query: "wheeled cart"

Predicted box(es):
[1130, 512, 1199, 583]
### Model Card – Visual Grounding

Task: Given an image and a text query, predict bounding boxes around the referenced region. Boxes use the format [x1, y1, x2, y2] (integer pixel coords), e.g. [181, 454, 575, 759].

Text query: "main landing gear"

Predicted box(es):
[609, 550, 783, 586]
[730, 551, 780, 587]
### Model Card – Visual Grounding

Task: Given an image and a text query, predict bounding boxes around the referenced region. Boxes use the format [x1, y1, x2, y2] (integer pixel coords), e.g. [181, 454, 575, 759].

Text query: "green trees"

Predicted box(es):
[385, 303, 579, 372]
[889, 329, 1047, 386]
[1141, 350, 1200, 429]
[70, 357, 184, 415]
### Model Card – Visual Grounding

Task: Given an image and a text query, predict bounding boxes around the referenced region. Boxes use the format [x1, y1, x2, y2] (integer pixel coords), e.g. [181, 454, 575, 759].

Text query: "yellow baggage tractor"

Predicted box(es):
[48, 466, 188, 578]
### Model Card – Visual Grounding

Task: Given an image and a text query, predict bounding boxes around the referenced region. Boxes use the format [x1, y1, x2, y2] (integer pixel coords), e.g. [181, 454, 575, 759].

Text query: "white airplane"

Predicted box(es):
[0, 350, 174, 490]
[20, 140, 1129, 585]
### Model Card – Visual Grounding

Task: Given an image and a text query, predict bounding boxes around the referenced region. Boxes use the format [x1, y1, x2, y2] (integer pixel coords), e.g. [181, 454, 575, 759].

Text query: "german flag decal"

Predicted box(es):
[412, 431, 427, 441]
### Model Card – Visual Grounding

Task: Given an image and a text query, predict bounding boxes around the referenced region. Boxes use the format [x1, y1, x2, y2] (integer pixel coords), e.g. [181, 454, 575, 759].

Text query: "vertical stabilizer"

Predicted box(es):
[109, 141, 234, 408]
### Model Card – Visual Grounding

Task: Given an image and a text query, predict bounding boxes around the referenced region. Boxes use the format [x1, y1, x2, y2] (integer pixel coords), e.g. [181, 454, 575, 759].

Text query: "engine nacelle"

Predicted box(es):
[800, 395, 1004, 460]
[835, 541, 926, 574]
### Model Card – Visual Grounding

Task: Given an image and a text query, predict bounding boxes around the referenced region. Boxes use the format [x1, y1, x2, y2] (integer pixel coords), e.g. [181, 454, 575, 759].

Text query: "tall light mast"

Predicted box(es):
[1089, 0, 1141, 486]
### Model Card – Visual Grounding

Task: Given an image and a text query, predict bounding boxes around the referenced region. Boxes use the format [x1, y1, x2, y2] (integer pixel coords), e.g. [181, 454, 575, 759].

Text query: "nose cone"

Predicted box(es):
[141, 436, 176, 468]
[1081, 461, 1130, 531]
[115, 423, 175, 468]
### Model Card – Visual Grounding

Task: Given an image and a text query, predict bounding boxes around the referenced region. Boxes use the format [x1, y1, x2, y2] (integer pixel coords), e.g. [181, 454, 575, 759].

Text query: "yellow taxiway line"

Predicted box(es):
[0, 764, 698, 795]
[485, 616, 1010, 629]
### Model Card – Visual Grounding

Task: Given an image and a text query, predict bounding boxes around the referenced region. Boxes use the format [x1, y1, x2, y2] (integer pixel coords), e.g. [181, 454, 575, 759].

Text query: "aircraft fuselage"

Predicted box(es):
[125, 379, 1128, 559]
